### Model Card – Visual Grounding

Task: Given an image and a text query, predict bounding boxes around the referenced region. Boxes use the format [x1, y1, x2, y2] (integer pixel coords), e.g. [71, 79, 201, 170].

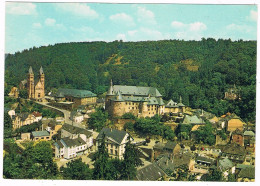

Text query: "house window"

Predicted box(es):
[110, 149, 113, 154]
[132, 107, 134, 109]
[111, 144, 113, 148]
[46, 137, 49, 139]
[41, 137, 44, 139]
[38, 93, 41, 98]
[115, 150, 118, 156]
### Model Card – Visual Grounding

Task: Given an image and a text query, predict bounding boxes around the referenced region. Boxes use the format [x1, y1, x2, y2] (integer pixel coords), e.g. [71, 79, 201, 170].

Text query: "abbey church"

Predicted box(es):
[19, 66, 45, 100]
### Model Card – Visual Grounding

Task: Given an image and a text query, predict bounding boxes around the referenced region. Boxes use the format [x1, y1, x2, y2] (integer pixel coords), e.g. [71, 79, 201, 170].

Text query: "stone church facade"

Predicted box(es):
[25, 66, 45, 100]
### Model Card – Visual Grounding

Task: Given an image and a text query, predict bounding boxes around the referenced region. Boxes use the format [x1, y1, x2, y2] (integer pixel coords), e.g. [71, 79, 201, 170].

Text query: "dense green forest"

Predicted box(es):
[4, 38, 256, 122]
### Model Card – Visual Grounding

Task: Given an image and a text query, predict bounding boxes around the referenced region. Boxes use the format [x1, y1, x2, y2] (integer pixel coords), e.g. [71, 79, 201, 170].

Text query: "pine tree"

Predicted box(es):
[121, 135, 142, 180]
[92, 133, 111, 180]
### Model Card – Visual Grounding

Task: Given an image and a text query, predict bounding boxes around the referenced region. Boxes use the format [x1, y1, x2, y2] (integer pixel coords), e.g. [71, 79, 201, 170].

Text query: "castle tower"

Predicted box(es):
[105, 79, 115, 109]
[27, 66, 35, 99]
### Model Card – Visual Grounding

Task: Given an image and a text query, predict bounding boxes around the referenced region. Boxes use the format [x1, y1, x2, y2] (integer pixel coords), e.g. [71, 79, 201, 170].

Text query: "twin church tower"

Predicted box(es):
[27, 66, 45, 99]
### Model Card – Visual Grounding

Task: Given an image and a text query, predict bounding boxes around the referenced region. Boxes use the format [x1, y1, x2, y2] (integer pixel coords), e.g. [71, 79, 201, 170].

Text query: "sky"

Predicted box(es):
[5, 2, 258, 54]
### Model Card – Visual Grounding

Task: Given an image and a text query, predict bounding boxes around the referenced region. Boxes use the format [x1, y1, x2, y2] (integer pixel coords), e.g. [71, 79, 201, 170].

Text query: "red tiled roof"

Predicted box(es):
[32, 111, 42, 117]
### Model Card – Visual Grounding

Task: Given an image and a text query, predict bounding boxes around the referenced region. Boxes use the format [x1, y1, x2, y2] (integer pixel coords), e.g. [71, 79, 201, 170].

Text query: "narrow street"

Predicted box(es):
[35, 101, 85, 128]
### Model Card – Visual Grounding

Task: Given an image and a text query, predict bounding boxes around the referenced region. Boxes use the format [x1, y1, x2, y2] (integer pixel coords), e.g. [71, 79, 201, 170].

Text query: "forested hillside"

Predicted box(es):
[4, 38, 256, 122]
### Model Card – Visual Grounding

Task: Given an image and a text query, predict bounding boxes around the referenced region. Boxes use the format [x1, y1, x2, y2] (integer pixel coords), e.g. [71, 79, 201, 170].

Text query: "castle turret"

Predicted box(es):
[27, 66, 35, 99]
[107, 79, 114, 96]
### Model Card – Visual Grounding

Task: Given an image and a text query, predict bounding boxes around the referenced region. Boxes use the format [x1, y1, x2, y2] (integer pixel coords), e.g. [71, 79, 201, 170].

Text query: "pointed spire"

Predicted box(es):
[117, 91, 123, 100]
[107, 79, 114, 96]
[179, 96, 182, 103]
[29, 66, 33, 74]
[39, 66, 44, 74]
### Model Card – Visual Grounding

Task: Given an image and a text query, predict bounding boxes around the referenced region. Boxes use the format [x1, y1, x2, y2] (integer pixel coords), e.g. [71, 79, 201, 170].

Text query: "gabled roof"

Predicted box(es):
[222, 143, 246, 156]
[165, 99, 178, 108]
[62, 124, 92, 137]
[218, 157, 233, 170]
[238, 167, 255, 179]
[17, 113, 31, 121]
[61, 137, 86, 147]
[56, 88, 97, 98]
[164, 141, 178, 150]
[54, 141, 64, 149]
[32, 111, 42, 117]
[196, 155, 215, 164]
[136, 163, 165, 181]
[32, 130, 50, 137]
[182, 115, 205, 125]
[244, 131, 255, 136]
[112, 85, 162, 97]
[96, 128, 127, 144]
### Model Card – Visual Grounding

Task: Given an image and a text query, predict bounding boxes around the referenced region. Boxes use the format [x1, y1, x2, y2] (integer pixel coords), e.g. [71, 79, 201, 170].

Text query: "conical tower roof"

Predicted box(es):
[116, 91, 124, 101]
[29, 66, 33, 74]
[107, 79, 114, 96]
[39, 66, 44, 74]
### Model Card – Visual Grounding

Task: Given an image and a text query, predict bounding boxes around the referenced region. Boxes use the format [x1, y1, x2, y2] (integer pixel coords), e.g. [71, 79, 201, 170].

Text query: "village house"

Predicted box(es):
[236, 164, 255, 182]
[153, 141, 181, 160]
[221, 143, 246, 163]
[32, 130, 51, 141]
[190, 154, 216, 175]
[70, 110, 84, 123]
[231, 128, 244, 146]
[12, 112, 40, 130]
[135, 163, 166, 181]
[55, 88, 97, 108]
[164, 98, 185, 115]
[219, 113, 245, 132]
[96, 128, 131, 159]
[32, 111, 42, 122]
[182, 115, 206, 125]
[224, 85, 241, 100]
[218, 157, 235, 180]
[54, 124, 93, 159]
[8, 86, 19, 98]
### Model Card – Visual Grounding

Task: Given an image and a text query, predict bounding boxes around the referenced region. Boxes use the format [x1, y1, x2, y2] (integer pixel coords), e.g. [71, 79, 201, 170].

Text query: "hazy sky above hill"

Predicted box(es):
[5, 2, 257, 53]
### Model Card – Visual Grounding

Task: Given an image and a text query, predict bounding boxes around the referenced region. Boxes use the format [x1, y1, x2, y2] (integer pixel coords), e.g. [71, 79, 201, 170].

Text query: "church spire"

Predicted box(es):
[39, 66, 44, 74]
[29, 66, 33, 74]
[179, 96, 182, 103]
[107, 79, 114, 96]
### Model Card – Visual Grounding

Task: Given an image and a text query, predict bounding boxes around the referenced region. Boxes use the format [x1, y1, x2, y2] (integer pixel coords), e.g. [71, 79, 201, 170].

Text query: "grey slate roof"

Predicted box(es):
[165, 99, 178, 108]
[136, 163, 165, 181]
[61, 137, 86, 147]
[196, 155, 215, 164]
[96, 128, 127, 144]
[222, 143, 246, 156]
[244, 131, 255, 136]
[218, 157, 233, 170]
[153, 142, 165, 150]
[62, 124, 92, 137]
[238, 167, 255, 179]
[32, 130, 50, 137]
[182, 115, 205, 125]
[113, 85, 162, 97]
[56, 88, 97, 98]
[17, 113, 30, 121]
[164, 141, 177, 151]
[54, 141, 64, 149]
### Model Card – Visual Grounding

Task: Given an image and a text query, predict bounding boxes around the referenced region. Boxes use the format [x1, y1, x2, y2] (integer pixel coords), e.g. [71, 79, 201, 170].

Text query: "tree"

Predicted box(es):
[19, 89, 28, 99]
[124, 122, 134, 132]
[201, 169, 223, 181]
[121, 136, 142, 180]
[88, 107, 108, 132]
[92, 133, 111, 180]
[61, 158, 92, 180]
[4, 113, 13, 138]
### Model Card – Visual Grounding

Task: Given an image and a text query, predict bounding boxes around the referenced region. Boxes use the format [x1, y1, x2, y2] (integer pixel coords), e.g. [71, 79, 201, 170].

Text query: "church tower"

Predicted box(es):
[27, 66, 35, 99]
[34, 66, 45, 99]
[39, 66, 45, 89]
